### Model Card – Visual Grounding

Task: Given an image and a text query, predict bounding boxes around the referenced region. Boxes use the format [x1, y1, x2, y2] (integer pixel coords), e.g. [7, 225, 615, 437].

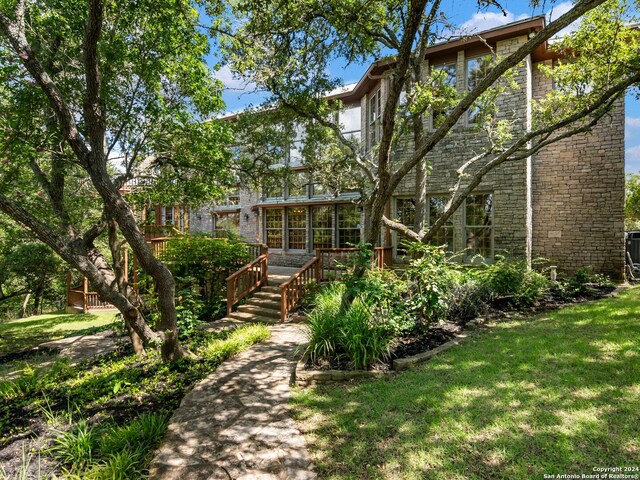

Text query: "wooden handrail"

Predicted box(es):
[317, 246, 393, 281]
[226, 253, 269, 314]
[280, 257, 320, 322]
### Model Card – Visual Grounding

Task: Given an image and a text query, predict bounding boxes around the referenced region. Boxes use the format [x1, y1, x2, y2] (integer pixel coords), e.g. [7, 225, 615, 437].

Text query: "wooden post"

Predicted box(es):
[66, 271, 72, 307]
[83, 277, 89, 313]
[123, 248, 129, 283]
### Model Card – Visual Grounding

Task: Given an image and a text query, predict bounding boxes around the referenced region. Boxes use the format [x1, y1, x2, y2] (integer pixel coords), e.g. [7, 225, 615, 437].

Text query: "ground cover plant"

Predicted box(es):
[0, 323, 270, 479]
[293, 286, 640, 479]
[0, 312, 117, 357]
[303, 244, 616, 370]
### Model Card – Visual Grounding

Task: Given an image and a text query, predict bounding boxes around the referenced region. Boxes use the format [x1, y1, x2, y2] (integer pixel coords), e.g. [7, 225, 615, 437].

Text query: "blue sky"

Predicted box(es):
[212, 1, 640, 173]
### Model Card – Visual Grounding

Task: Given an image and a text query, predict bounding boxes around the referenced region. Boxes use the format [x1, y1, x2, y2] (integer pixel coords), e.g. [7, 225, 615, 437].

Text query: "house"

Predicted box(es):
[191, 16, 626, 280]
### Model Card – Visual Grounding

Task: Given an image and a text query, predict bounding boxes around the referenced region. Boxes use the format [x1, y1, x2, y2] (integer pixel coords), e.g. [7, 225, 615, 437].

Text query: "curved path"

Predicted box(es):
[149, 322, 316, 480]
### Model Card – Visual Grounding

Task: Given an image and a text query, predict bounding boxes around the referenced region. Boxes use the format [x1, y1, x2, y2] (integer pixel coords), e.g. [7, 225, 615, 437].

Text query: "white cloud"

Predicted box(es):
[460, 11, 530, 34]
[627, 117, 640, 128]
[547, 2, 583, 40]
[627, 145, 640, 173]
[214, 65, 256, 92]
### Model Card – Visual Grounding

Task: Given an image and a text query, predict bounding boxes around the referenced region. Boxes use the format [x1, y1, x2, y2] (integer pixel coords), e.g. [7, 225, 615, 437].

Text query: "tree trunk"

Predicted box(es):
[20, 293, 31, 318]
[32, 286, 42, 316]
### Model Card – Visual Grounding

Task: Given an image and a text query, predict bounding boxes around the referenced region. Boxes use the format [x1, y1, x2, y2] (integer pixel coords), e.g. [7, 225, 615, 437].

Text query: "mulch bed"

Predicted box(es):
[304, 284, 617, 373]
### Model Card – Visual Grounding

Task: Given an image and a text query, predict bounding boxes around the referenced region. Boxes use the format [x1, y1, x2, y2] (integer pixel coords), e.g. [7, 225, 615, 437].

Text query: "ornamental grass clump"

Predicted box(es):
[304, 279, 395, 370]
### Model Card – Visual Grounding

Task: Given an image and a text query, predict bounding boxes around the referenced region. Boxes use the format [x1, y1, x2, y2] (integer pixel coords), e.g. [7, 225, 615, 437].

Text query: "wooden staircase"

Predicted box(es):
[226, 274, 291, 324]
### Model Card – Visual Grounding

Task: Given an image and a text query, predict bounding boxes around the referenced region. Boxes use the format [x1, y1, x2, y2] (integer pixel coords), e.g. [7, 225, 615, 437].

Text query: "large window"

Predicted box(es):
[466, 55, 493, 124]
[431, 62, 457, 129]
[287, 171, 308, 198]
[428, 197, 454, 250]
[337, 204, 361, 247]
[214, 212, 240, 235]
[465, 193, 493, 259]
[265, 208, 283, 249]
[312, 206, 333, 250]
[368, 89, 382, 151]
[287, 207, 307, 250]
[395, 198, 416, 256]
[340, 105, 361, 141]
[289, 123, 304, 166]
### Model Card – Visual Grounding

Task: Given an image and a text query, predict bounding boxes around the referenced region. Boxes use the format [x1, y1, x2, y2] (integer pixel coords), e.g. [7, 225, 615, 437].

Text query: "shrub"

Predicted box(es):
[48, 419, 97, 471]
[304, 282, 394, 369]
[339, 297, 392, 370]
[474, 256, 550, 307]
[555, 266, 616, 299]
[404, 244, 464, 327]
[445, 279, 490, 322]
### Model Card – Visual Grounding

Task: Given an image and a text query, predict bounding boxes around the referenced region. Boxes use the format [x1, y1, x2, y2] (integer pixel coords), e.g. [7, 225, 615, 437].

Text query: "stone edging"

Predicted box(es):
[291, 285, 629, 386]
[292, 324, 481, 386]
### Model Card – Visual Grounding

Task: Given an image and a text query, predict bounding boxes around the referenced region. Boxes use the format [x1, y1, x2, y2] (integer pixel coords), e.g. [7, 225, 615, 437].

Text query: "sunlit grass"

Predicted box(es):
[0, 311, 117, 356]
[293, 286, 640, 480]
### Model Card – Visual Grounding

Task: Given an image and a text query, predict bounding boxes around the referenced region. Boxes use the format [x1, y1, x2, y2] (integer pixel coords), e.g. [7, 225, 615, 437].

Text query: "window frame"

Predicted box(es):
[265, 208, 284, 250]
[464, 192, 494, 261]
[426, 195, 455, 251]
[286, 206, 308, 251]
[465, 54, 493, 126]
[367, 88, 382, 151]
[430, 62, 458, 131]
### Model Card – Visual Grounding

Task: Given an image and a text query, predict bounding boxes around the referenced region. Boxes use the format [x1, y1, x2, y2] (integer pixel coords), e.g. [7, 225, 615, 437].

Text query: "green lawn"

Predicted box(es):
[0, 311, 117, 356]
[293, 287, 640, 480]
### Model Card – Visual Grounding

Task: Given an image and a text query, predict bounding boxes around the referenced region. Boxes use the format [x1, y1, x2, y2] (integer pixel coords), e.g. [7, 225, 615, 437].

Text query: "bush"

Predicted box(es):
[474, 256, 550, 307]
[304, 281, 394, 369]
[445, 279, 490, 322]
[555, 266, 616, 299]
[404, 244, 465, 327]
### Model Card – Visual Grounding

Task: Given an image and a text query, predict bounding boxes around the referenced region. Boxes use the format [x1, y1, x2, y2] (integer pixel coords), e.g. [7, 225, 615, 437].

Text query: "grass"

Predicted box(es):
[0, 323, 271, 479]
[293, 286, 640, 480]
[0, 311, 117, 356]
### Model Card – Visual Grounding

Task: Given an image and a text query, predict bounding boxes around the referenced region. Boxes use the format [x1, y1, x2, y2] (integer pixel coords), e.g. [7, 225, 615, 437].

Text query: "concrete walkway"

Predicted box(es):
[149, 323, 316, 480]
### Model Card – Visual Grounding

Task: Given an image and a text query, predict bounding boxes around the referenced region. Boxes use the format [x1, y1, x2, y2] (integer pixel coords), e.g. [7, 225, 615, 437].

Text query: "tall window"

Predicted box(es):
[264, 176, 283, 198]
[368, 89, 382, 150]
[339, 105, 361, 141]
[465, 193, 493, 259]
[289, 123, 304, 166]
[466, 55, 493, 124]
[431, 62, 457, 129]
[395, 198, 416, 256]
[265, 208, 283, 248]
[428, 197, 454, 249]
[162, 206, 174, 226]
[337, 204, 361, 247]
[287, 207, 307, 250]
[311, 206, 333, 250]
[287, 171, 308, 198]
[214, 212, 240, 235]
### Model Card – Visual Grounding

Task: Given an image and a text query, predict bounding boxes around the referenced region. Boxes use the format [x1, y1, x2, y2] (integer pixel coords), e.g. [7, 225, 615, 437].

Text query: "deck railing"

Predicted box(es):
[316, 246, 393, 281]
[66, 274, 112, 313]
[226, 253, 269, 315]
[280, 257, 320, 322]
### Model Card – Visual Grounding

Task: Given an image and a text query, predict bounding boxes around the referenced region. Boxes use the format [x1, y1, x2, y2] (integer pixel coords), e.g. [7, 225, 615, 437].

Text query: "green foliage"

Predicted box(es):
[1, 323, 268, 478]
[473, 256, 550, 307]
[626, 173, 640, 230]
[304, 282, 394, 369]
[555, 266, 616, 299]
[141, 236, 252, 326]
[49, 419, 97, 471]
[404, 244, 465, 327]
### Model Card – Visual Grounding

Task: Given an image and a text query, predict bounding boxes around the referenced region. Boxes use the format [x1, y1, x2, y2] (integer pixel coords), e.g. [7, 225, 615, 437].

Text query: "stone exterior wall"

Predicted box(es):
[531, 62, 625, 279]
[388, 36, 533, 262]
[189, 206, 214, 233]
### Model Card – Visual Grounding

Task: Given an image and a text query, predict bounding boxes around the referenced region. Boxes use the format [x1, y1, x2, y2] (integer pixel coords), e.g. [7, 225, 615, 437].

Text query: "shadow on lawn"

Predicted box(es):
[294, 293, 640, 480]
[0, 313, 115, 357]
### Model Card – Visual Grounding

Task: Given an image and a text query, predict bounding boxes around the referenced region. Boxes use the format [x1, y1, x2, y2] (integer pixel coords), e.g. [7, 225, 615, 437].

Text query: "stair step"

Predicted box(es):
[237, 305, 281, 318]
[253, 291, 282, 301]
[261, 286, 282, 294]
[228, 311, 280, 324]
[245, 298, 281, 310]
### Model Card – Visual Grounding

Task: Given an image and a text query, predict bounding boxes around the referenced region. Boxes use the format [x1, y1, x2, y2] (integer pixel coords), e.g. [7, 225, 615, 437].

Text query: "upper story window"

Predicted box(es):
[288, 123, 304, 167]
[339, 105, 361, 142]
[161, 206, 174, 226]
[368, 89, 382, 151]
[466, 55, 493, 124]
[286, 171, 309, 198]
[431, 62, 457, 130]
